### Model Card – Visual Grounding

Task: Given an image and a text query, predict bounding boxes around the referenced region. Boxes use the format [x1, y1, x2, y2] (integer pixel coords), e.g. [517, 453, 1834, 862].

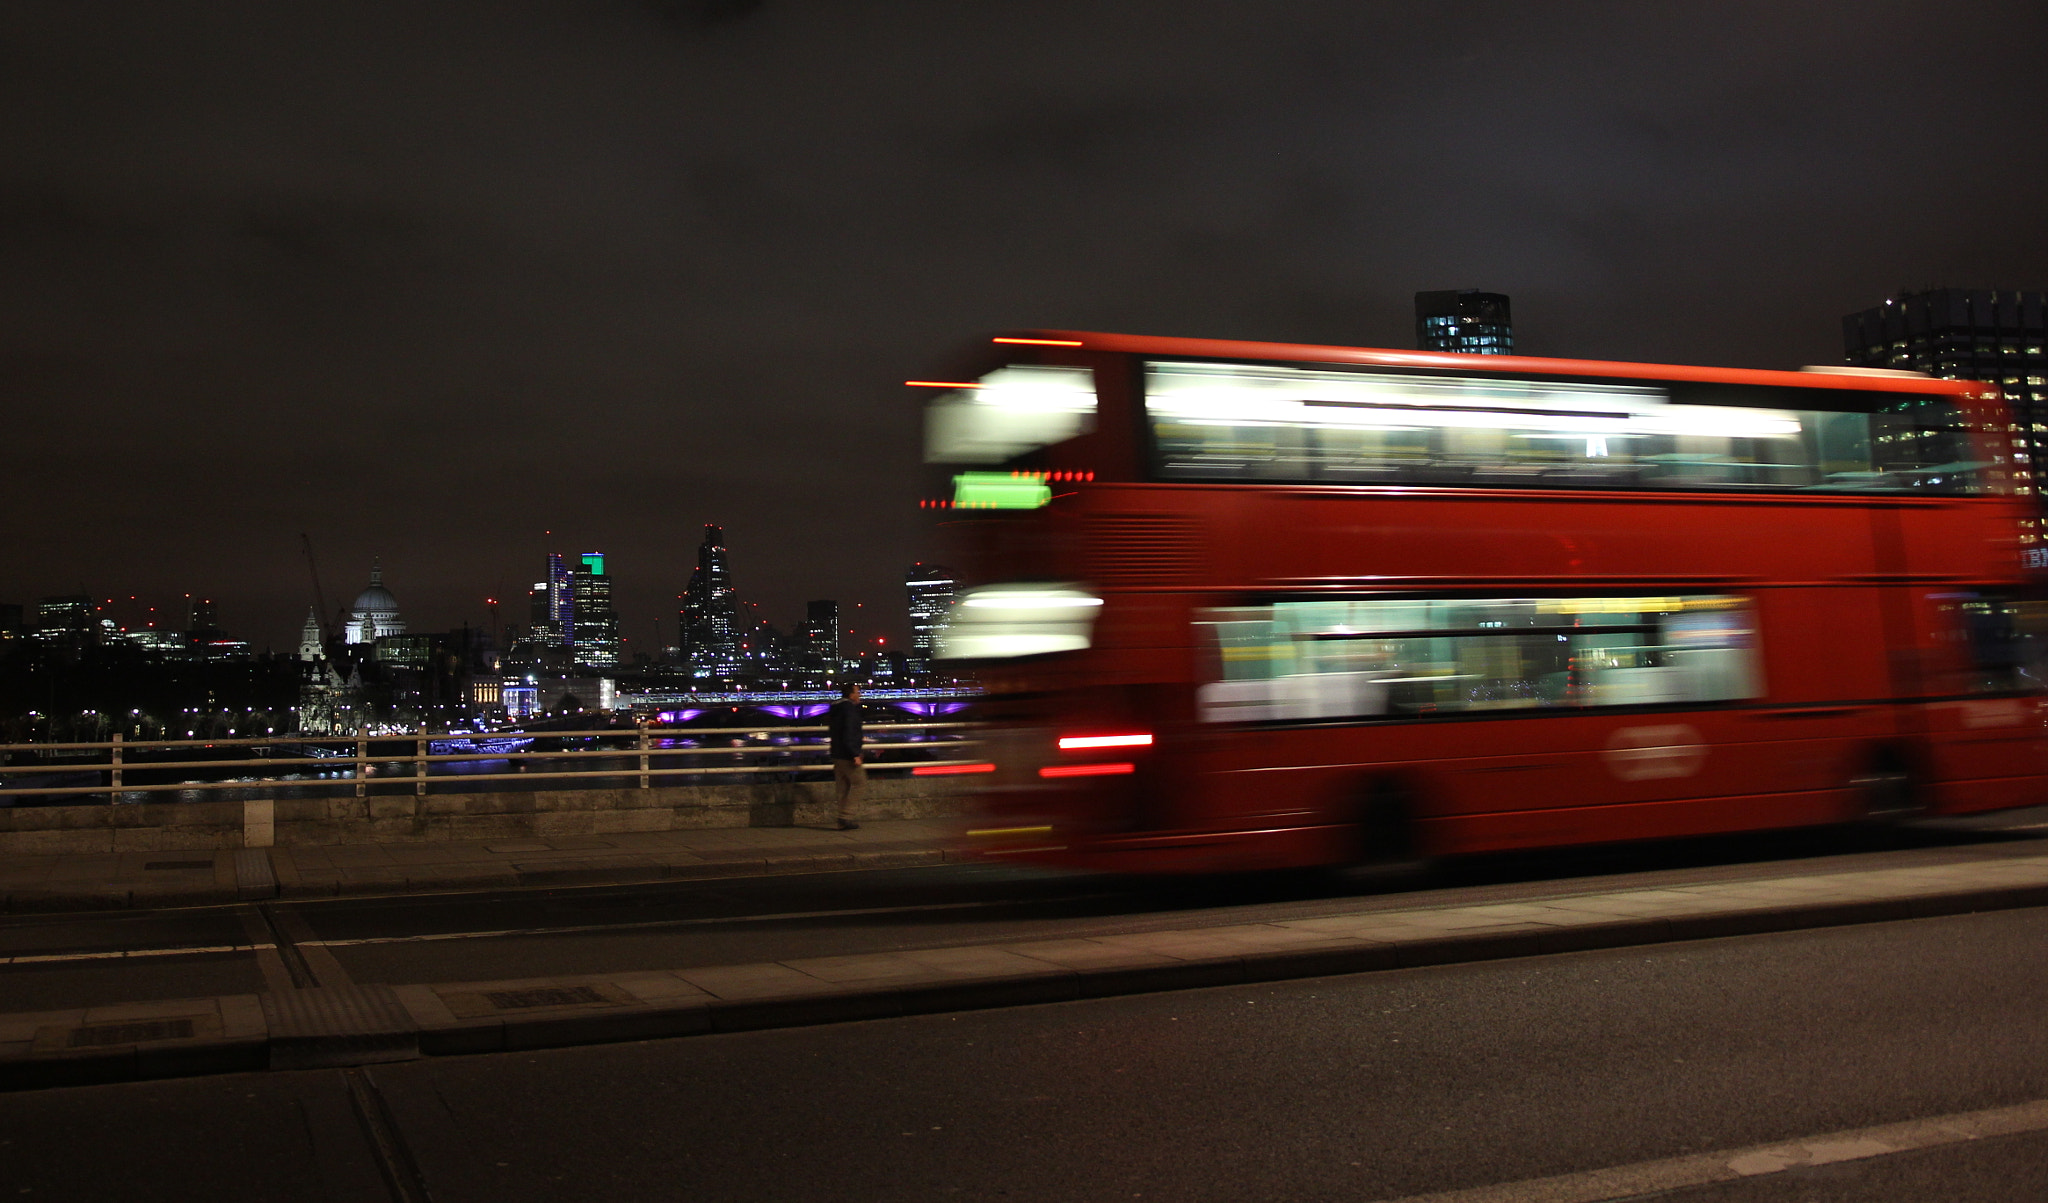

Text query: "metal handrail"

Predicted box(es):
[0, 721, 974, 755]
[0, 722, 986, 800]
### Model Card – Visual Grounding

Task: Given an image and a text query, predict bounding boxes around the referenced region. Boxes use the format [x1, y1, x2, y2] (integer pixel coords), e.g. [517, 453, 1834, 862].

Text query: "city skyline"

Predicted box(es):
[8, 5, 2048, 645]
[0, 523, 917, 655]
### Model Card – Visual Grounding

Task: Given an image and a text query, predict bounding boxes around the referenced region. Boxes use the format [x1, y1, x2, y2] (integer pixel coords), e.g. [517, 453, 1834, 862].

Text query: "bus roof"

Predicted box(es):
[991, 330, 1982, 399]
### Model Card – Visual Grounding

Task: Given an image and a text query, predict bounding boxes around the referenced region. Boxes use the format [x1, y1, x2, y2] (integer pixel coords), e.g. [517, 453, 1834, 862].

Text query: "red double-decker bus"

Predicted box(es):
[917, 331, 2048, 874]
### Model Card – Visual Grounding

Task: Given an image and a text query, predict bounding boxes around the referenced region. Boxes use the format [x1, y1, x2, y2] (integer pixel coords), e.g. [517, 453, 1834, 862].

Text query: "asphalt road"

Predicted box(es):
[8, 905, 2048, 1202]
[7, 810, 2048, 1017]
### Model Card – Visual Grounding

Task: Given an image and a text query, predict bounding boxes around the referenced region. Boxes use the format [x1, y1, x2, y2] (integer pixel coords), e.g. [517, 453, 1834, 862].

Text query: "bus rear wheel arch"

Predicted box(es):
[1849, 745, 1921, 826]
[1351, 777, 1422, 867]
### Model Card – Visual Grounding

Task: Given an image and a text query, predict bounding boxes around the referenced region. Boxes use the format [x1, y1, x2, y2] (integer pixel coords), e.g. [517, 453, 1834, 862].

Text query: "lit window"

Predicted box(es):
[1196, 594, 1761, 723]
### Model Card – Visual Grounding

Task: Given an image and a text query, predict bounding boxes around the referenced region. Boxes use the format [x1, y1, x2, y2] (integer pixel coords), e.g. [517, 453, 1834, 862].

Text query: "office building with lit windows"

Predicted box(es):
[905, 563, 955, 667]
[1843, 289, 2047, 504]
[1415, 290, 1514, 355]
[570, 552, 620, 669]
[798, 600, 840, 682]
[680, 524, 742, 678]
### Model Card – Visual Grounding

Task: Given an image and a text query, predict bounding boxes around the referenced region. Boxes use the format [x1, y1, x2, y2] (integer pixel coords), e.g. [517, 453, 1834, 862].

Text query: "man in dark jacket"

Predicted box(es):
[826, 681, 864, 830]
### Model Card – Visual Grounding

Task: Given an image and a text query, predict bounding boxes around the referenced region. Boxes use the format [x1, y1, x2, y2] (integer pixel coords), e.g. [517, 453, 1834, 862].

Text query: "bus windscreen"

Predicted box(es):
[1146, 360, 1990, 494]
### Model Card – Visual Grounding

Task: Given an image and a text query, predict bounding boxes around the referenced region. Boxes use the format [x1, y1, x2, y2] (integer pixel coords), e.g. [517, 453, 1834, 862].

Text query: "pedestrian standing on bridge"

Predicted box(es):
[827, 681, 865, 831]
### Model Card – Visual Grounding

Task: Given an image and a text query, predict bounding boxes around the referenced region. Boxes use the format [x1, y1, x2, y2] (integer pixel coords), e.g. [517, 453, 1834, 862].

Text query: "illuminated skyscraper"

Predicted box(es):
[570, 551, 620, 669]
[905, 563, 955, 666]
[681, 524, 741, 677]
[798, 599, 839, 682]
[527, 578, 558, 646]
[547, 553, 573, 646]
[1415, 290, 1514, 354]
[1843, 289, 2047, 502]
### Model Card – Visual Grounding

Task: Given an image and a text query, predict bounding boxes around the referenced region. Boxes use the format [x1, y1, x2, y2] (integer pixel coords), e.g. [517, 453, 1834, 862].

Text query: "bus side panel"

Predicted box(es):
[1420, 790, 1856, 856]
[1914, 697, 2048, 810]
[1755, 587, 1892, 705]
[1892, 499, 2028, 582]
[1182, 710, 1884, 834]
[1229, 493, 1886, 587]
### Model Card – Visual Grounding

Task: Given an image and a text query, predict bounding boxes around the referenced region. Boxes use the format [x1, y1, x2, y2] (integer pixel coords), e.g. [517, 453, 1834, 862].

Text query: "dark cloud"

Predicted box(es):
[5, 0, 2048, 649]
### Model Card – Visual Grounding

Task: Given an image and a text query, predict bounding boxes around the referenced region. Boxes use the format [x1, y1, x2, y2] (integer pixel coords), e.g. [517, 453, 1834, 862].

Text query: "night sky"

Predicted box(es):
[8, 1, 2048, 653]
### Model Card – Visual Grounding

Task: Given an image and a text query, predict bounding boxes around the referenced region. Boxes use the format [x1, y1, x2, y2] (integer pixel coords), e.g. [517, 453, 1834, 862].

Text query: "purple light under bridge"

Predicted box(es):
[757, 704, 833, 720]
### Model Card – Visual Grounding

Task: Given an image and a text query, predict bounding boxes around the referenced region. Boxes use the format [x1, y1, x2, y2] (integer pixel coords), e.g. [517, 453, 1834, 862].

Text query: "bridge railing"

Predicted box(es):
[0, 722, 989, 803]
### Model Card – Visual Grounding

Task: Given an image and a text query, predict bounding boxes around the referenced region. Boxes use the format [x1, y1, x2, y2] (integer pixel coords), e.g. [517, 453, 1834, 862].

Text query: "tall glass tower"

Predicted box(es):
[800, 600, 840, 683]
[545, 553, 573, 647]
[681, 525, 742, 677]
[571, 552, 621, 669]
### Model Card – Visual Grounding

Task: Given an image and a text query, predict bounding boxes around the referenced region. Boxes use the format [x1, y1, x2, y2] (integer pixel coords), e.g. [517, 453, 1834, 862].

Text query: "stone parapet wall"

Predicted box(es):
[0, 778, 970, 855]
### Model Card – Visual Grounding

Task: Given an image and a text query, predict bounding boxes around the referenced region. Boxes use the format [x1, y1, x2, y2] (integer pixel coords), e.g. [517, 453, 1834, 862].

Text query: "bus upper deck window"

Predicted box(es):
[924, 365, 1097, 465]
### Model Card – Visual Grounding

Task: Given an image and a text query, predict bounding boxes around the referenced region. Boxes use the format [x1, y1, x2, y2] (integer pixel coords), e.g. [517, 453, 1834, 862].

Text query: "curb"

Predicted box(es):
[5, 874, 2047, 1092]
[1, 844, 960, 914]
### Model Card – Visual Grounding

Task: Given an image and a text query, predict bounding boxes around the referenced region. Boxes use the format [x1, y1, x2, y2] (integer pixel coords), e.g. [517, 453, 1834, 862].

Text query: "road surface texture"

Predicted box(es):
[6, 905, 2048, 1201]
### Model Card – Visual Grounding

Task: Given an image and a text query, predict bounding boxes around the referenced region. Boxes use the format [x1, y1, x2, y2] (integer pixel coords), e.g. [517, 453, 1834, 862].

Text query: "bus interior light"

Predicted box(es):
[1058, 733, 1154, 750]
[961, 593, 1103, 609]
[993, 337, 1084, 346]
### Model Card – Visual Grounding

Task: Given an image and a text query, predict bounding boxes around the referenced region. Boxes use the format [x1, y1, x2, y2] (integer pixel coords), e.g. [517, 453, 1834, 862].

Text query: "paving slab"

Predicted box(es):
[0, 818, 968, 912]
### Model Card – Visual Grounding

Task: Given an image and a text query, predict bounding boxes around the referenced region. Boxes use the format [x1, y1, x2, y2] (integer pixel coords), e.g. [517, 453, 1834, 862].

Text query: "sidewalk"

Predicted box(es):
[6, 848, 2048, 1090]
[0, 818, 969, 913]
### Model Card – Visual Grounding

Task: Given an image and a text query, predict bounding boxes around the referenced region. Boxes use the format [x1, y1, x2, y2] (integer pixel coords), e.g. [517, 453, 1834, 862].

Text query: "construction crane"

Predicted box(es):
[300, 534, 335, 641]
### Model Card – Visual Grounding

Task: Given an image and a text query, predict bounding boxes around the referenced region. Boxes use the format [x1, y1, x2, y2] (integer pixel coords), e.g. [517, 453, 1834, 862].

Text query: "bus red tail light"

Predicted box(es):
[1056, 733, 1153, 751]
[1040, 762, 1136, 778]
[913, 762, 996, 776]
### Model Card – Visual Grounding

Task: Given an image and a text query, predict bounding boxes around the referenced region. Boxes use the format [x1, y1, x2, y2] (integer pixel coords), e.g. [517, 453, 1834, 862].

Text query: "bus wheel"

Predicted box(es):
[1850, 753, 1918, 825]
[1354, 780, 1420, 868]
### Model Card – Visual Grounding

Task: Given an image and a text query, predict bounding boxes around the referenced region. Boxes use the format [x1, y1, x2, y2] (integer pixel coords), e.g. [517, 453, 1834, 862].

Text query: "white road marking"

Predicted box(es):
[1, 943, 272, 965]
[299, 895, 1116, 948]
[0, 895, 1120, 962]
[1373, 1097, 2048, 1203]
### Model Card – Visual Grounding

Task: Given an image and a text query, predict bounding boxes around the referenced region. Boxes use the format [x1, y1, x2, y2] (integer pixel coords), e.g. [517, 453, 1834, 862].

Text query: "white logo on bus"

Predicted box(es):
[1604, 725, 1707, 781]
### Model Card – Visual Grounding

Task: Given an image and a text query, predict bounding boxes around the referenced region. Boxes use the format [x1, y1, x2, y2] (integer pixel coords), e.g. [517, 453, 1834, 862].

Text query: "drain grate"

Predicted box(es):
[485, 986, 610, 1010]
[144, 860, 214, 871]
[67, 1019, 195, 1047]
